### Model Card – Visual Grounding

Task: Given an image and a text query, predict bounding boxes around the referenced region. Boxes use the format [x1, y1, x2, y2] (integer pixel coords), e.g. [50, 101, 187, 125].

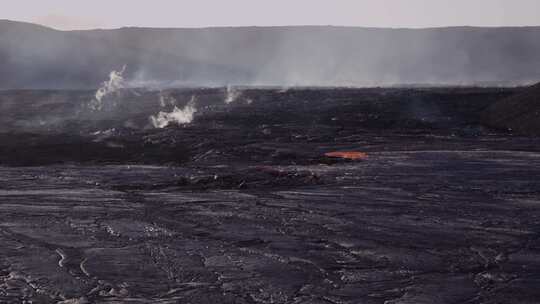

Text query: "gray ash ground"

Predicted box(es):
[1, 87, 540, 303]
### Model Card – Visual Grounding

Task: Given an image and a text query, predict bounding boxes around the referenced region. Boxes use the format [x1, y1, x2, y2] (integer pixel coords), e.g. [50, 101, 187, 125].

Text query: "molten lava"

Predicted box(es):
[324, 151, 368, 160]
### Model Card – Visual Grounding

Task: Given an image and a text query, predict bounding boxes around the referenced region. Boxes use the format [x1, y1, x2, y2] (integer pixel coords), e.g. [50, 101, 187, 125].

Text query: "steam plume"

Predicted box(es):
[159, 92, 177, 108]
[225, 85, 241, 104]
[89, 65, 127, 110]
[150, 96, 197, 128]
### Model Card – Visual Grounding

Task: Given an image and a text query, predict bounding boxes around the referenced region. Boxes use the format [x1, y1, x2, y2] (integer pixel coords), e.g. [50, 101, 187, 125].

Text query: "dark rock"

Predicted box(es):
[482, 82, 540, 135]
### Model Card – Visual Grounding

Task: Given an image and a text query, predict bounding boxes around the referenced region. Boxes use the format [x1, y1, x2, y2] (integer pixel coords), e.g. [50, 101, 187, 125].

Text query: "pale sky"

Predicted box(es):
[2, 0, 540, 30]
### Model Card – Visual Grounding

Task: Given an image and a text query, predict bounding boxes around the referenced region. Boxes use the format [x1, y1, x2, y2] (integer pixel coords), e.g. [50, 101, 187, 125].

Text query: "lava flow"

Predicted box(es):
[324, 151, 368, 160]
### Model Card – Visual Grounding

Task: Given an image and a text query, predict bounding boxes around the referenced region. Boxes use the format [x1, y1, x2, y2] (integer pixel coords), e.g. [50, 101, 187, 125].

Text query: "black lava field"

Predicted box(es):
[1, 87, 539, 304]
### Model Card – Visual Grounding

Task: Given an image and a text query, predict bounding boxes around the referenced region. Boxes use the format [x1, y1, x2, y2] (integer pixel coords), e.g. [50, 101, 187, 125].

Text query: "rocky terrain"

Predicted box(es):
[0, 87, 540, 303]
[483, 82, 540, 135]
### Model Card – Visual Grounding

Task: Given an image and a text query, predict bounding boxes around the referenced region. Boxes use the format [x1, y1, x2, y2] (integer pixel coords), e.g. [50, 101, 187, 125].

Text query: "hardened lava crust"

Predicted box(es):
[0, 87, 539, 303]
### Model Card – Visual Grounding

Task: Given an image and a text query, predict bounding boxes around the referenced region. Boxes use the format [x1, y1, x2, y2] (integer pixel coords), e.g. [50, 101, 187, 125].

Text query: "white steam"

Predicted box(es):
[159, 94, 167, 107]
[150, 96, 197, 128]
[89, 65, 127, 111]
[158, 92, 177, 108]
[225, 85, 241, 104]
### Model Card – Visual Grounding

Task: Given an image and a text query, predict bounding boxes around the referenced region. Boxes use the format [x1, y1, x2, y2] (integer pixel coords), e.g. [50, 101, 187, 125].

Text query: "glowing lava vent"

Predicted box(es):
[324, 151, 368, 160]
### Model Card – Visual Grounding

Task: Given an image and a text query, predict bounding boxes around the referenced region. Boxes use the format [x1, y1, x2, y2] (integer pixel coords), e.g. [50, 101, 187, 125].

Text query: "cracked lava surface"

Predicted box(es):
[0, 88, 539, 303]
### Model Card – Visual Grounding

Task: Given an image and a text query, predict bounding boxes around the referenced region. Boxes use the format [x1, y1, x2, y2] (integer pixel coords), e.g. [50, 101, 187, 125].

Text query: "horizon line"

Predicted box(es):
[3, 19, 540, 32]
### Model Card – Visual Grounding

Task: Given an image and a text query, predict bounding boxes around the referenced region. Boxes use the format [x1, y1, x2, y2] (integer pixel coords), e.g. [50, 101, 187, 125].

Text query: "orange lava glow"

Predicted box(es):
[324, 151, 368, 160]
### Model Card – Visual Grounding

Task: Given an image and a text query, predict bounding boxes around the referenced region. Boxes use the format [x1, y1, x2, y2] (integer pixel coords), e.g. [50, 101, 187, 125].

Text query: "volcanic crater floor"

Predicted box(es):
[0, 149, 539, 303]
[0, 88, 539, 303]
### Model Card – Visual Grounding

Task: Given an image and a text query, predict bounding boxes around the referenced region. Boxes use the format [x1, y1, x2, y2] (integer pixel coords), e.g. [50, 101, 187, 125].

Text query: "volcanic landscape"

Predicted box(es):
[0, 85, 539, 304]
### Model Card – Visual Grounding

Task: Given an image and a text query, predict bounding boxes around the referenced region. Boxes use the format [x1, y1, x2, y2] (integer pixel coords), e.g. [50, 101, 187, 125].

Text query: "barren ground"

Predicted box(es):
[0, 88, 539, 303]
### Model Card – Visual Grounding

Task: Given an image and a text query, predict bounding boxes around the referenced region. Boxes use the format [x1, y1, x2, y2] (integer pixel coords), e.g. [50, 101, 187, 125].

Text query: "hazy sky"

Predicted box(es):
[2, 0, 540, 30]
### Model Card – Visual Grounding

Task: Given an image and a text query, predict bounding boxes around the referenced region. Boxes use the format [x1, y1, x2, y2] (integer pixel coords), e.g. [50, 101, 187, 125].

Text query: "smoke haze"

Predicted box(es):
[1, 20, 540, 89]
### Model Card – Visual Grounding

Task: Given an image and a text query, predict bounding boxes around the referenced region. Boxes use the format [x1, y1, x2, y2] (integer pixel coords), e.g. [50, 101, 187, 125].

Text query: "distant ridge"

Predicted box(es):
[5, 19, 540, 31]
[1, 20, 540, 89]
[0, 19, 56, 30]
